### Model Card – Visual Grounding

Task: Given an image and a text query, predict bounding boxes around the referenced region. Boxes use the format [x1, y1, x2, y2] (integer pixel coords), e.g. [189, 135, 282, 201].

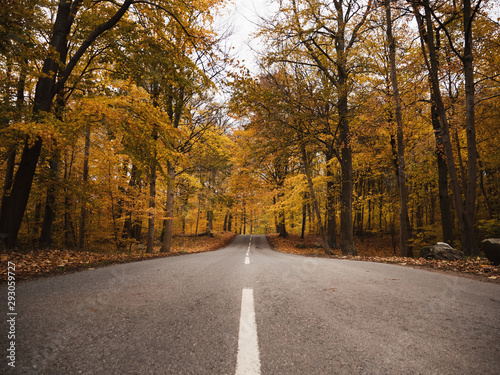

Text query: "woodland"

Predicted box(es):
[0, 0, 499, 264]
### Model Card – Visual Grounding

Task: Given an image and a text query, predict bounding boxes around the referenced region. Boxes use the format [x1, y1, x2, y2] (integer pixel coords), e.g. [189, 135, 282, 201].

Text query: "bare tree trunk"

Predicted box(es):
[335, 33, 356, 255]
[195, 195, 201, 235]
[78, 126, 90, 249]
[431, 92, 454, 245]
[161, 162, 175, 253]
[223, 211, 229, 231]
[338, 93, 356, 256]
[207, 210, 214, 234]
[277, 192, 287, 238]
[64, 149, 76, 248]
[300, 142, 332, 255]
[478, 159, 493, 219]
[301, 197, 307, 240]
[146, 164, 156, 253]
[462, 0, 479, 255]
[413, 0, 477, 255]
[385, 0, 411, 257]
[243, 204, 247, 235]
[325, 153, 337, 247]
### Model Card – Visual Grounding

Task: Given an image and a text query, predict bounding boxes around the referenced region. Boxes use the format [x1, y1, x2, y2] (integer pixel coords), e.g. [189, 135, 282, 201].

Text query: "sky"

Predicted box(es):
[217, 0, 275, 72]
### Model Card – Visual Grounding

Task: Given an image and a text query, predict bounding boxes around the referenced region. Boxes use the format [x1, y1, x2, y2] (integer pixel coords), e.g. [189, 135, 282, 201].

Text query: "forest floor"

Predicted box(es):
[266, 233, 500, 283]
[3, 232, 498, 283]
[0, 232, 237, 282]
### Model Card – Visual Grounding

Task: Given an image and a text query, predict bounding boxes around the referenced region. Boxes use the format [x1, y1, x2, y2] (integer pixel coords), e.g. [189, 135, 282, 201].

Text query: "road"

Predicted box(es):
[2, 235, 499, 374]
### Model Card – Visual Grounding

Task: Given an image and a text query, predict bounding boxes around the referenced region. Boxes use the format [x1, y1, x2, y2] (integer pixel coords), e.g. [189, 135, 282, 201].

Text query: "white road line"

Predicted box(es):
[236, 289, 261, 375]
[245, 256, 250, 264]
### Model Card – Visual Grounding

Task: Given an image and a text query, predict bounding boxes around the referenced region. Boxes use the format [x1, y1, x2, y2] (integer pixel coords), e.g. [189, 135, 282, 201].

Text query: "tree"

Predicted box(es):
[259, 0, 374, 255]
[0, 0, 224, 249]
[411, 0, 483, 255]
[0, 0, 134, 248]
[384, 0, 411, 256]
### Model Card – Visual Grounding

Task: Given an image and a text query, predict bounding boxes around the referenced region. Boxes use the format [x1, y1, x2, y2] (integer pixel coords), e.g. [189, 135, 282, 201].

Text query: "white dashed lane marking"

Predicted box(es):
[235, 288, 261, 375]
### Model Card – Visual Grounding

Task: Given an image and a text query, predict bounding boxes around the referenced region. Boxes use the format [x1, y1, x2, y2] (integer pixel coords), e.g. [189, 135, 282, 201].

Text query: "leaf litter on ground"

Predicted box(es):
[1, 232, 237, 282]
[266, 233, 499, 282]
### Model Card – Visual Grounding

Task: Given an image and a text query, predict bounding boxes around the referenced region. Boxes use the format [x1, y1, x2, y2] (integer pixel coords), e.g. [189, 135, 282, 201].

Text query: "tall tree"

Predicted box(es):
[0, 0, 134, 248]
[412, 0, 481, 255]
[261, 0, 374, 255]
[384, 0, 411, 257]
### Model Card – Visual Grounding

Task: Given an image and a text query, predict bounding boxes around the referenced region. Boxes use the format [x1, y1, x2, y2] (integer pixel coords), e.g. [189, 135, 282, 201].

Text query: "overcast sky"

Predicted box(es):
[218, 0, 275, 72]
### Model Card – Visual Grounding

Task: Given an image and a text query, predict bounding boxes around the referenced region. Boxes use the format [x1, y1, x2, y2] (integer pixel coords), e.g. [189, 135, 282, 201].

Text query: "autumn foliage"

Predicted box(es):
[1, 0, 500, 274]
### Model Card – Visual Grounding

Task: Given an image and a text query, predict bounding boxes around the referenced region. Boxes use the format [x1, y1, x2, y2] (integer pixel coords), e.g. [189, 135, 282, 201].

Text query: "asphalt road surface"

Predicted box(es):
[2, 235, 499, 374]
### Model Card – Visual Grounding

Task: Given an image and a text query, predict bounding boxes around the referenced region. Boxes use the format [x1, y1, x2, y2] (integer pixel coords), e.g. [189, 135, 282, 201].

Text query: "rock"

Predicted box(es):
[419, 242, 464, 261]
[295, 243, 307, 249]
[136, 244, 146, 251]
[481, 239, 500, 266]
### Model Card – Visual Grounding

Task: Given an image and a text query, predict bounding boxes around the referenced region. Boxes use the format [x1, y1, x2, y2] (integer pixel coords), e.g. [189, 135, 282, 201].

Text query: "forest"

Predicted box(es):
[0, 0, 499, 260]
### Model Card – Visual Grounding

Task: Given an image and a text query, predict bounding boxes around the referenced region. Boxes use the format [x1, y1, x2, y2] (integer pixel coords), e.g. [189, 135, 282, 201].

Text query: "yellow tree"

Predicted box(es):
[0, 0, 224, 249]
[258, 0, 374, 255]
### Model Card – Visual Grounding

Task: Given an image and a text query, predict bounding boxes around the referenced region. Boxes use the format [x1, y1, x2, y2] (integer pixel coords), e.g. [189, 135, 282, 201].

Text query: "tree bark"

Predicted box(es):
[300, 141, 332, 255]
[277, 192, 287, 238]
[146, 163, 156, 253]
[431, 91, 454, 245]
[78, 126, 90, 249]
[39, 154, 60, 248]
[325, 153, 337, 247]
[338, 86, 356, 256]
[161, 162, 175, 252]
[206, 210, 214, 234]
[385, 0, 411, 257]
[63, 150, 76, 248]
[301, 196, 307, 240]
[413, 0, 474, 254]
[462, 0, 479, 255]
[336, 9, 356, 256]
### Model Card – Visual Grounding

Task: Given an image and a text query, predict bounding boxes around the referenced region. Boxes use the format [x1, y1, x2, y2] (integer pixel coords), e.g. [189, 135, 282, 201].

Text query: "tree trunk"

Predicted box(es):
[161, 162, 175, 253]
[338, 91, 356, 256]
[195, 196, 201, 235]
[385, 0, 411, 257]
[146, 164, 156, 253]
[39, 153, 61, 248]
[334, 25, 356, 255]
[243, 204, 247, 235]
[206, 210, 214, 234]
[63, 150, 76, 248]
[414, 0, 476, 254]
[301, 142, 332, 255]
[78, 126, 90, 249]
[301, 197, 307, 240]
[277, 192, 287, 238]
[462, 0, 479, 256]
[431, 93, 454, 245]
[223, 211, 229, 231]
[325, 153, 337, 247]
